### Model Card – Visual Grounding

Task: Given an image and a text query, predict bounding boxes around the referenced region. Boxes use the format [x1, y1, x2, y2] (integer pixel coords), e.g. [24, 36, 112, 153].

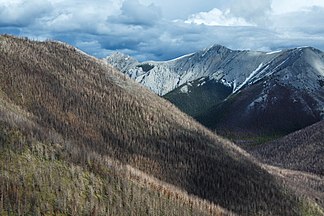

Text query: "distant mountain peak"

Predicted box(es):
[107, 51, 136, 61]
[205, 44, 230, 51]
[108, 44, 324, 137]
[106, 44, 324, 95]
[105, 51, 138, 73]
[199, 44, 233, 57]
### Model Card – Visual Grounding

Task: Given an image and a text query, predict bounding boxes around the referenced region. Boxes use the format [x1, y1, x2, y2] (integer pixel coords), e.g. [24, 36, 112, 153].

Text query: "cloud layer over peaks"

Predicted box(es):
[185, 8, 254, 26]
[0, 0, 324, 61]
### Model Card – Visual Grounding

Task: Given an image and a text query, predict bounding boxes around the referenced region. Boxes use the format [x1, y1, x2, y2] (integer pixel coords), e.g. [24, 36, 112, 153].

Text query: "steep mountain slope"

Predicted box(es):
[0, 35, 321, 215]
[0, 36, 231, 216]
[107, 45, 324, 137]
[253, 120, 324, 175]
[197, 78, 321, 138]
[0, 101, 228, 216]
[163, 77, 232, 116]
[197, 47, 324, 137]
[106, 45, 279, 96]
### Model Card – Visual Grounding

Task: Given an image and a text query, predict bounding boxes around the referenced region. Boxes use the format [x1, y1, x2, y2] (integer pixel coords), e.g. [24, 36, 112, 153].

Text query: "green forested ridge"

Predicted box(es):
[0, 35, 321, 215]
[196, 80, 320, 149]
[163, 78, 232, 117]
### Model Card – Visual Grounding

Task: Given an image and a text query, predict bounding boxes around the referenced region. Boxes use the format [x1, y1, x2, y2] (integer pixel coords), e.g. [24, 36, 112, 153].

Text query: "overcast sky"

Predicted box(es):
[1, 0, 324, 61]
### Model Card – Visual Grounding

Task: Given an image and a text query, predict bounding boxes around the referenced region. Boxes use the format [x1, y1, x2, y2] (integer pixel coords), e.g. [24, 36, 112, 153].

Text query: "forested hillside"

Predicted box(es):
[0, 35, 321, 215]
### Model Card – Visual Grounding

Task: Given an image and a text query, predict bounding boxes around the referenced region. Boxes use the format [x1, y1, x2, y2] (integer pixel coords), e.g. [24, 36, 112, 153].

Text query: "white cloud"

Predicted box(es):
[225, 0, 272, 25]
[139, 0, 217, 19]
[1, 0, 324, 61]
[0, 0, 52, 27]
[272, 6, 324, 34]
[272, 0, 324, 14]
[185, 8, 254, 26]
[109, 0, 161, 26]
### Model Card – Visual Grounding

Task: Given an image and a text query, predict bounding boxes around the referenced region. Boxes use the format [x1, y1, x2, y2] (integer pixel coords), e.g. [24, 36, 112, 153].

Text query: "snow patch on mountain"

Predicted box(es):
[313, 58, 324, 76]
[198, 81, 206, 87]
[234, 63, 263, 93]
[180, 85, 189, 94]
[105, 46, 324, 117]
[248, 94, 268, 110]
[266, 50, 282, 55]
[163, 53, 195, 62]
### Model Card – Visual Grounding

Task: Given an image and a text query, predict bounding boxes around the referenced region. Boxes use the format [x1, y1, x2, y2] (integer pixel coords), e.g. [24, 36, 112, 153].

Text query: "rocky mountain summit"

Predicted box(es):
[106, 45, 324, 136]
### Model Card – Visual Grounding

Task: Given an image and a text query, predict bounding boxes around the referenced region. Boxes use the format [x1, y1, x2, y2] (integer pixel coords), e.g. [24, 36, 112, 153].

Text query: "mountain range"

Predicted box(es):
[0, 35, 323, 215]
[106, 45, 324, 140]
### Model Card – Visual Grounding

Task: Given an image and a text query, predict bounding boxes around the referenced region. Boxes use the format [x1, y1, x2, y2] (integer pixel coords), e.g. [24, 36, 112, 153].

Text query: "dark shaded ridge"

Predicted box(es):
[164, 78, 232, 117]
[253, 120, 324, 175]
[197, 79, 321, 140]
[137, 63, 154, 72]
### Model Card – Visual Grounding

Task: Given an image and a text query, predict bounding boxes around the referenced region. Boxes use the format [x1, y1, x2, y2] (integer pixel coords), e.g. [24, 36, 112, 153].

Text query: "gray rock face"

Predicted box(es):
[105, 45, 324, 95]
[105, 45, 324, 121]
